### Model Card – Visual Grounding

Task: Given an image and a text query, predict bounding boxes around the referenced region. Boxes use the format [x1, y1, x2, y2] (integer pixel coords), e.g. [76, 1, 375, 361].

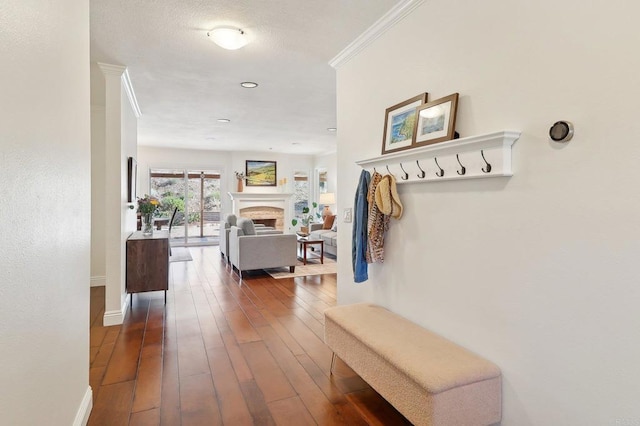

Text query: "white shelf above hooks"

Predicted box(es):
[356, 130, 521, 183]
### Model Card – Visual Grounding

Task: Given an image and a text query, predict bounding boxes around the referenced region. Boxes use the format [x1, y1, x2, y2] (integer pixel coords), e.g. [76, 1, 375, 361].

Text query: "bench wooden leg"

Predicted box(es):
[330, 352, 336, 375]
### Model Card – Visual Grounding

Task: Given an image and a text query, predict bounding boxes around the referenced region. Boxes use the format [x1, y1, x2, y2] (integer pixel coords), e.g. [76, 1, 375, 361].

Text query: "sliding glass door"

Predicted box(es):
[149, 169, 221, 246]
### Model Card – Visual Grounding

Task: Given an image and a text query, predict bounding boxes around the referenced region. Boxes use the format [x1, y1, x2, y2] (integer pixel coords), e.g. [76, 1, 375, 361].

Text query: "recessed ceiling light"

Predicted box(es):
[207, 26, 249, 50]
[217, 118, 231, 123]
[327, 127, 337, 132]
[240, 81, 258, 88]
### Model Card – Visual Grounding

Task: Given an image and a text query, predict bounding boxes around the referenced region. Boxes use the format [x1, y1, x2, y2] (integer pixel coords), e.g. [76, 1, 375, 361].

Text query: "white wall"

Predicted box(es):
[138, 146, 314, 218]
[99, 65, 138, 325]
[91, 106, 106, 285]
[336, 1, 640, 424]
[0, 0, 92, 424]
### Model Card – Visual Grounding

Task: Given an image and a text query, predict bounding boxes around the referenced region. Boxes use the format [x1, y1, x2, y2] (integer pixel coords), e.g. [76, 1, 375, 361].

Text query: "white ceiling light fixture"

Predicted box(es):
[240, 81, 258, 88]
[217, 118, 231, 123]
[207, 26, 249, 50]
[327, 127, 337, 132]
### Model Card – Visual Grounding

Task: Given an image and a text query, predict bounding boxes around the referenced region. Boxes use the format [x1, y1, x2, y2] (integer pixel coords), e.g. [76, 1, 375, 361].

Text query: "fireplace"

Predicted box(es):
[239, 207, 281, 229]
[228, 192, 294, 232]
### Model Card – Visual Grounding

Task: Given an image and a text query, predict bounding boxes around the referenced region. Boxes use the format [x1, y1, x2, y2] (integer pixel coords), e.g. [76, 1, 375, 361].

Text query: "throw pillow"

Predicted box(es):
[237, 217, 256, 235]
[323, 215, 336, 230]
[225, 214, 237, 227]
[331, 221, 337, 232]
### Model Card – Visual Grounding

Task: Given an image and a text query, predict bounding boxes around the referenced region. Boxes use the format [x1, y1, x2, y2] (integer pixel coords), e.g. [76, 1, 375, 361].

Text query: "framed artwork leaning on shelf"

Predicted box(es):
[412, 93, 459, 147]
[381, 92, 428, 155]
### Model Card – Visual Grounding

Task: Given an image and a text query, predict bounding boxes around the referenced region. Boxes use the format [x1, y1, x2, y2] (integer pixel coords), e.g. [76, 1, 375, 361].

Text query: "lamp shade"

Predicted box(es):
[207, 27, 249, 50]
[318, 192, 336, 205]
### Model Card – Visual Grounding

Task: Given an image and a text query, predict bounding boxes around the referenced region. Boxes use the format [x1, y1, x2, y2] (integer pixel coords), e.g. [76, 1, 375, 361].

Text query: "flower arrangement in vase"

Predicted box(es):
[137, 194, 159, 236]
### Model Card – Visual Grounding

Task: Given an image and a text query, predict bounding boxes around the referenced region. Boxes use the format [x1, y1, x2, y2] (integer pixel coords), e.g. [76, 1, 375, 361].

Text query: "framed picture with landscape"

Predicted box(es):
[381, 92, 428, 155]
[412, 93, 459, 147]
[246, 160, 277, 186]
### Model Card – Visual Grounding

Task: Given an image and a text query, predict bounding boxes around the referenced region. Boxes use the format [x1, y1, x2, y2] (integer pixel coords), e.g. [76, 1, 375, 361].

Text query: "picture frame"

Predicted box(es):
[381, 93, 428, 155]
[127, 156, 137, 202]
[246, 160, 277, 186]
[412, 93, 459, 147]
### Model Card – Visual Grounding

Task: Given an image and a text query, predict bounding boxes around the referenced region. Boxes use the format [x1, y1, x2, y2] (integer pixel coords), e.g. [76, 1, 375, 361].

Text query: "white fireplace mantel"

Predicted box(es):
[228, 192, 295, 232]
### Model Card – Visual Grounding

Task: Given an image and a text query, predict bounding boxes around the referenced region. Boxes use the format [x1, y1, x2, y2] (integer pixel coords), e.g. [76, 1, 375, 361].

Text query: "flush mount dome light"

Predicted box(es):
[217, 118, 231, 123]
[207, 26, 249, 50]
[240, 81, 258, 88]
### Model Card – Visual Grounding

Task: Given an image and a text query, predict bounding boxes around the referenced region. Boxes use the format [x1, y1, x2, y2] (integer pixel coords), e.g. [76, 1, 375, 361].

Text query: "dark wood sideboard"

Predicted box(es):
[126, 230, 169, 304]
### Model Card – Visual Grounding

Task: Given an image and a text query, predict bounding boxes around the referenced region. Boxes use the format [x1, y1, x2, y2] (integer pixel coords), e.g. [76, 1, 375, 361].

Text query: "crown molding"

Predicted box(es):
[97, 62, 142, 118]
[329, 0, 425, 69]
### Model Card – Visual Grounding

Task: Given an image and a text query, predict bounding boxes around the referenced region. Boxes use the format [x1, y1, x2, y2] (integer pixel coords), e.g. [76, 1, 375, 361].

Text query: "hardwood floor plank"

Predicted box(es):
[88, 380, 135, 426]
[224, 308, 262, 344]
[256, 325, 362, 425]
[220, 330, 254, 383]
[101, 301, 148, 385]
[130, 408, 161, 426]
[239, 380, 276, 426]
[206, 346, 254, 425]
[132, 348, 163, 413]
[345, 388, 412, 426]
[180, 373, 222, 426]
[267, 396, 315, 426]
[239, 341, 296, 403]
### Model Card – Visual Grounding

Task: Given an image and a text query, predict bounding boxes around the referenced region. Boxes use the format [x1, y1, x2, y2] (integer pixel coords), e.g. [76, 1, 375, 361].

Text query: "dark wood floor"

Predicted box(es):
[89, 246, 410, 425]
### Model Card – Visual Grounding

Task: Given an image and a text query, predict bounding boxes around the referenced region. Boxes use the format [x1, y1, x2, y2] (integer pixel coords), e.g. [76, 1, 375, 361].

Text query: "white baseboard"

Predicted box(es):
[73, 386, 93, 426]
[102, 293, 130, 326]
[90, 275, 106, 287]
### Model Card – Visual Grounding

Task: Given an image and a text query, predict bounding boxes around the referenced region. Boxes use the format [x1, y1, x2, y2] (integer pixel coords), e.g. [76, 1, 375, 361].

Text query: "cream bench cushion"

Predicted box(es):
[324, 303, 501, 426]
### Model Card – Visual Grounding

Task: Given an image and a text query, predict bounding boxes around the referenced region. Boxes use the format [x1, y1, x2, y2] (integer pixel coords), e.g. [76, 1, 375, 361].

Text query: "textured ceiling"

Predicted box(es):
[90, 0, 399, 154]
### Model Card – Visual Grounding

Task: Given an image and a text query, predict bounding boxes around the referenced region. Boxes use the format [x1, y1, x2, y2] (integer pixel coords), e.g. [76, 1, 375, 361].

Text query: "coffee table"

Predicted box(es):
[297, 237, 324, 265]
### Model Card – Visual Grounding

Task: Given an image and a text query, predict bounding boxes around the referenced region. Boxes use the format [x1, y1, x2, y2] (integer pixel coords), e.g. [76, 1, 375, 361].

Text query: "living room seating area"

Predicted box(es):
[228, 217, 298, 277]
[309, 215, 338, 257]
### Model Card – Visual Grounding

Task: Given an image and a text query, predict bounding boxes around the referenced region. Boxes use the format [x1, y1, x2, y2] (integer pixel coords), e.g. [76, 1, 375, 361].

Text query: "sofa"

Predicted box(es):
[309, 215, 337, 257]
[220, 214, 279, 263]
[228, 218, 297, 277]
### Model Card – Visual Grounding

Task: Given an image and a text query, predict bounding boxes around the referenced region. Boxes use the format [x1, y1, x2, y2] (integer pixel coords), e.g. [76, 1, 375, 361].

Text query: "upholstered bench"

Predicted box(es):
[324, 303, 502, 426]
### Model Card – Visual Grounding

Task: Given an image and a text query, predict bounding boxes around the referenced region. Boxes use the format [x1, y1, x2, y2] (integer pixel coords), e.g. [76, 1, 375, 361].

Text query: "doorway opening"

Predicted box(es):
[149, 169, 222, 246]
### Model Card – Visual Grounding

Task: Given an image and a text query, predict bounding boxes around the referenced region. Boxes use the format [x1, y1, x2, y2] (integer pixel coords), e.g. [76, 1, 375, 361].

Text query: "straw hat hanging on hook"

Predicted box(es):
[375, 173, 403, 219]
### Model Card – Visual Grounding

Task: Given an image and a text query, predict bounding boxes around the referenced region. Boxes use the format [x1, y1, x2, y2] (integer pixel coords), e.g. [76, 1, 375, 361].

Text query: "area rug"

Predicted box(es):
[265, 257, 337, 279]
[169, 247, 192, 263]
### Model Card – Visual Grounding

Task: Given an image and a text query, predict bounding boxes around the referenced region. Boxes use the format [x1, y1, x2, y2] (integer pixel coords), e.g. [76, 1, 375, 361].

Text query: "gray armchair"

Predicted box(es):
[228, 218, 296, 277]
[220, 214, 280, 264]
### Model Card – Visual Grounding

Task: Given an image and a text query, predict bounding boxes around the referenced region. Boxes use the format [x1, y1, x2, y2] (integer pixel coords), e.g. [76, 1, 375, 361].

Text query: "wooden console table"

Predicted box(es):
[126, 231, 169, 304]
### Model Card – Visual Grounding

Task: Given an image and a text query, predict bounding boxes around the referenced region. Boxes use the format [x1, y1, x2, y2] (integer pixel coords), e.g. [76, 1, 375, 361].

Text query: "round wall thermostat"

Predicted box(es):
[549, 121, 574, 142]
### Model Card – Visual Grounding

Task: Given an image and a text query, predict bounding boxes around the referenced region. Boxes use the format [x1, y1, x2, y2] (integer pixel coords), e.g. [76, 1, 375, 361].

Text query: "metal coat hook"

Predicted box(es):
[399, 163, 409, 180]
[416, 160, 426, 179]
[386, 165, 393, 175]
[481, 150, 492, 173]
[456, 154, 466, 176]
[434, 158, 445, 177]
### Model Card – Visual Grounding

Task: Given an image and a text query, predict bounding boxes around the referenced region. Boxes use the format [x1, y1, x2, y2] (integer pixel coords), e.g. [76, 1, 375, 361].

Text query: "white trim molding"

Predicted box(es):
[72, 386, 93, 426]
[103, 294, 130, 326]
[90, 275, 106, 287]
[97, 62, 142, 118]
[329, 0, 425, 69]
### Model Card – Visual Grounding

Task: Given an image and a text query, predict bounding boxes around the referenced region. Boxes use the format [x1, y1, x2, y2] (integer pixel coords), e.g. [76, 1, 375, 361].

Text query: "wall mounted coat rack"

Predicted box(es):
[356, 130, 521, 184]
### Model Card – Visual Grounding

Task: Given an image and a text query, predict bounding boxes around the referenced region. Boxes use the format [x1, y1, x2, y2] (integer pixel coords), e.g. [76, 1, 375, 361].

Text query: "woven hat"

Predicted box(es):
[375, 174, 403, 219]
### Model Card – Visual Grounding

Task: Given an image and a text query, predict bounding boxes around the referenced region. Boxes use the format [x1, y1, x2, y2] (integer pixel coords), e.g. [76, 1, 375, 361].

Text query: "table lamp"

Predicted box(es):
[318, 192, 336, 219]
